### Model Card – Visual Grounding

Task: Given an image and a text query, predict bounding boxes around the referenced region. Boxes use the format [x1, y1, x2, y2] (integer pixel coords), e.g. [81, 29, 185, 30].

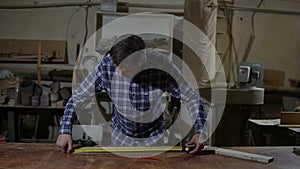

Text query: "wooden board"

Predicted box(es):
[0, 143, 299, 169]
[75, 145, 274, 164]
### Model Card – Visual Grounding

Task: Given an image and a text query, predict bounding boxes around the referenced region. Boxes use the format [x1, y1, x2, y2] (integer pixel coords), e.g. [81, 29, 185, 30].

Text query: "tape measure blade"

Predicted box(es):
[74, 146, 183, 153]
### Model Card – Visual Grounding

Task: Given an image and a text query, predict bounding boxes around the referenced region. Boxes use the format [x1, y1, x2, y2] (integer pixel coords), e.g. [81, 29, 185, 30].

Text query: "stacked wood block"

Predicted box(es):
[0, 89, 8, 104]
[40, 85, 51, 106]
[31, 85, 42, 107]
[20, 78, 34, 106]
[1, 78, 71, 107]
[49, 82, 71, 107]
[6, 87, 15, 106]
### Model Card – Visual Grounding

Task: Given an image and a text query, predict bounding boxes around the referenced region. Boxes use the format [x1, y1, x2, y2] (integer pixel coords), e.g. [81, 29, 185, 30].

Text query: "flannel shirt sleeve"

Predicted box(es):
[59, 59, 105, 135]
[167, 67, 207, 134]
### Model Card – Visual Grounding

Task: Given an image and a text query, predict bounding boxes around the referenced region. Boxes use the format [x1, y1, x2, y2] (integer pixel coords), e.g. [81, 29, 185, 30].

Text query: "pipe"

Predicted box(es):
[1, 2, 300, 16]
[0, 2, 100, 9]
[220, 4, 300, 16]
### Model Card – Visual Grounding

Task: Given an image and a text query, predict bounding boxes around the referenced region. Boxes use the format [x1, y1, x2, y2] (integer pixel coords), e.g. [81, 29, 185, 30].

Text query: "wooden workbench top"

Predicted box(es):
[0, 143, 299, 169]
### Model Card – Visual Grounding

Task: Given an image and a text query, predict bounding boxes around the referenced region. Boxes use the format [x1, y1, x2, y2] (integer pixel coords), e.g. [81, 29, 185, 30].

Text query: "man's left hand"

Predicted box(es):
[185, 134, 204, 154]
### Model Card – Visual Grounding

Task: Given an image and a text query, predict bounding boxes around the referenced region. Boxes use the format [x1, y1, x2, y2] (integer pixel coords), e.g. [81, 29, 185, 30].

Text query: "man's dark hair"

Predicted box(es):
[110, 34, 145, 66]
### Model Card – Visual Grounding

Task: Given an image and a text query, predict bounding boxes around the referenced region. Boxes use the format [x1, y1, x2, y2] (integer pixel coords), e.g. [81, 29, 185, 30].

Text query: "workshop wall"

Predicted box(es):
[0, 0, 183, 65]
[0, 0, 299, 86]
[0, 1, 98, 65]
[232, 0, 300, 86]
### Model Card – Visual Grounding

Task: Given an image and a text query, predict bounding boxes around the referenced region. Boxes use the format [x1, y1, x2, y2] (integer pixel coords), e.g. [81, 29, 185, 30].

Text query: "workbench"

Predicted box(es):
[248, 119, 300, 145]
[0, 143, 299, 169]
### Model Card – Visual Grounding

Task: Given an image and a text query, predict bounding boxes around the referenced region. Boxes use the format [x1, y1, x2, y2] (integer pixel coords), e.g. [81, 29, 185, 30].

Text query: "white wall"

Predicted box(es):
[0, 0, 184, 65]
[0, 0, 299, 86]
[0, 1, 99, 64]
[232, 0, 300, 86]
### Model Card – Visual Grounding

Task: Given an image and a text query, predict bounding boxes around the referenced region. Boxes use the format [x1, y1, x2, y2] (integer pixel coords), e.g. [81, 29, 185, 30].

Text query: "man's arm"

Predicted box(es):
[56, 58, 106, 153]
[166, 66, 207, 154]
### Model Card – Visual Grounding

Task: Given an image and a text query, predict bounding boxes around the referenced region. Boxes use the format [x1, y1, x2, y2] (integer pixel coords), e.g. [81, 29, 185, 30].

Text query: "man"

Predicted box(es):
[56, 34, 207, 154]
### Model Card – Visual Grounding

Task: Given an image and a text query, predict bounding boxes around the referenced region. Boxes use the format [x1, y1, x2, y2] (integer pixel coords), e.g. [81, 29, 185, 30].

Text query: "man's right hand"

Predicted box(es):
[56, 134, 73, 153]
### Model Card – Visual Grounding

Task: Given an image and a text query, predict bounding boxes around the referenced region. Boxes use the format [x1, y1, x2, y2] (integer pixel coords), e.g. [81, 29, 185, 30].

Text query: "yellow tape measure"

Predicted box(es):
[74, 146, 183, 153]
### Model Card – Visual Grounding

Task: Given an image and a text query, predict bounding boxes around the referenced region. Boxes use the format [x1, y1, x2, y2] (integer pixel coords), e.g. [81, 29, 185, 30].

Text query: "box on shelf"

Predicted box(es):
[281, 111, 300, 125]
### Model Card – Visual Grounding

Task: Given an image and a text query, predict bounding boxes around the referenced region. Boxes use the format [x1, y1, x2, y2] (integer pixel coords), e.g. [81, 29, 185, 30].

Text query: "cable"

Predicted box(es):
[272, 0, 300, 3]
[220, 0, 240, 83]
[83, 0, 91, 46]
[65, 8, 81, 63]
[242, 0, 264, 62]
[0, 2, 101, 9]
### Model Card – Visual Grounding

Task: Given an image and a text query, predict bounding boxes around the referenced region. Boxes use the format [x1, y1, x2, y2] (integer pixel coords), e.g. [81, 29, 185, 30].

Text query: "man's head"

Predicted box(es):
[110, 34, 145, 66]
[110, 34, 146, 77]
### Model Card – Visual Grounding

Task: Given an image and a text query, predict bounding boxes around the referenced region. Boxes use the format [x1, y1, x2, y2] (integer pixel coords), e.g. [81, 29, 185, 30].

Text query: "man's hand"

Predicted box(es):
[56, 134, 73, 153]
[185, 134, 204, 154]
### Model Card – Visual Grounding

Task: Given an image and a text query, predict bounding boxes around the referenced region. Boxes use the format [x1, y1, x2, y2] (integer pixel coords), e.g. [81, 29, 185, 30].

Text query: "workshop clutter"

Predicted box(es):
[0, 39, 67, 63]
[6, 77, 71, 107]
[281, 91, 300, 126]
[280, 78, 300, 125]
[0, 90, 8, 105]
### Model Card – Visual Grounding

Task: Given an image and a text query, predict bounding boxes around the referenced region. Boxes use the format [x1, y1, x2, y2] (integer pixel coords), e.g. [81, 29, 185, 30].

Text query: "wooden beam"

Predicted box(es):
[37, 42, 42, 85]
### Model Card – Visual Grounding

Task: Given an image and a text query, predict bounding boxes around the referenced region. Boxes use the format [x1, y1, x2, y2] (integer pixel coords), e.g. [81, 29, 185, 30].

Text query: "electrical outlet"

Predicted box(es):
[238, 66, 251, 83]
[238, 62, 264, 87]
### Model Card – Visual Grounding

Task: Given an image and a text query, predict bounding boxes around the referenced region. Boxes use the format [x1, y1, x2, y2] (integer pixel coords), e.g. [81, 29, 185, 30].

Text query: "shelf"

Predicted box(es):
[0, 105, 65, 110]
[0, 63, 74, 82]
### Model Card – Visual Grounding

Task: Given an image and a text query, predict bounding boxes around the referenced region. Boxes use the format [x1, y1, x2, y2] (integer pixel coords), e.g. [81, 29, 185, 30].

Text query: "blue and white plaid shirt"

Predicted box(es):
[59, 50, 206, 146]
